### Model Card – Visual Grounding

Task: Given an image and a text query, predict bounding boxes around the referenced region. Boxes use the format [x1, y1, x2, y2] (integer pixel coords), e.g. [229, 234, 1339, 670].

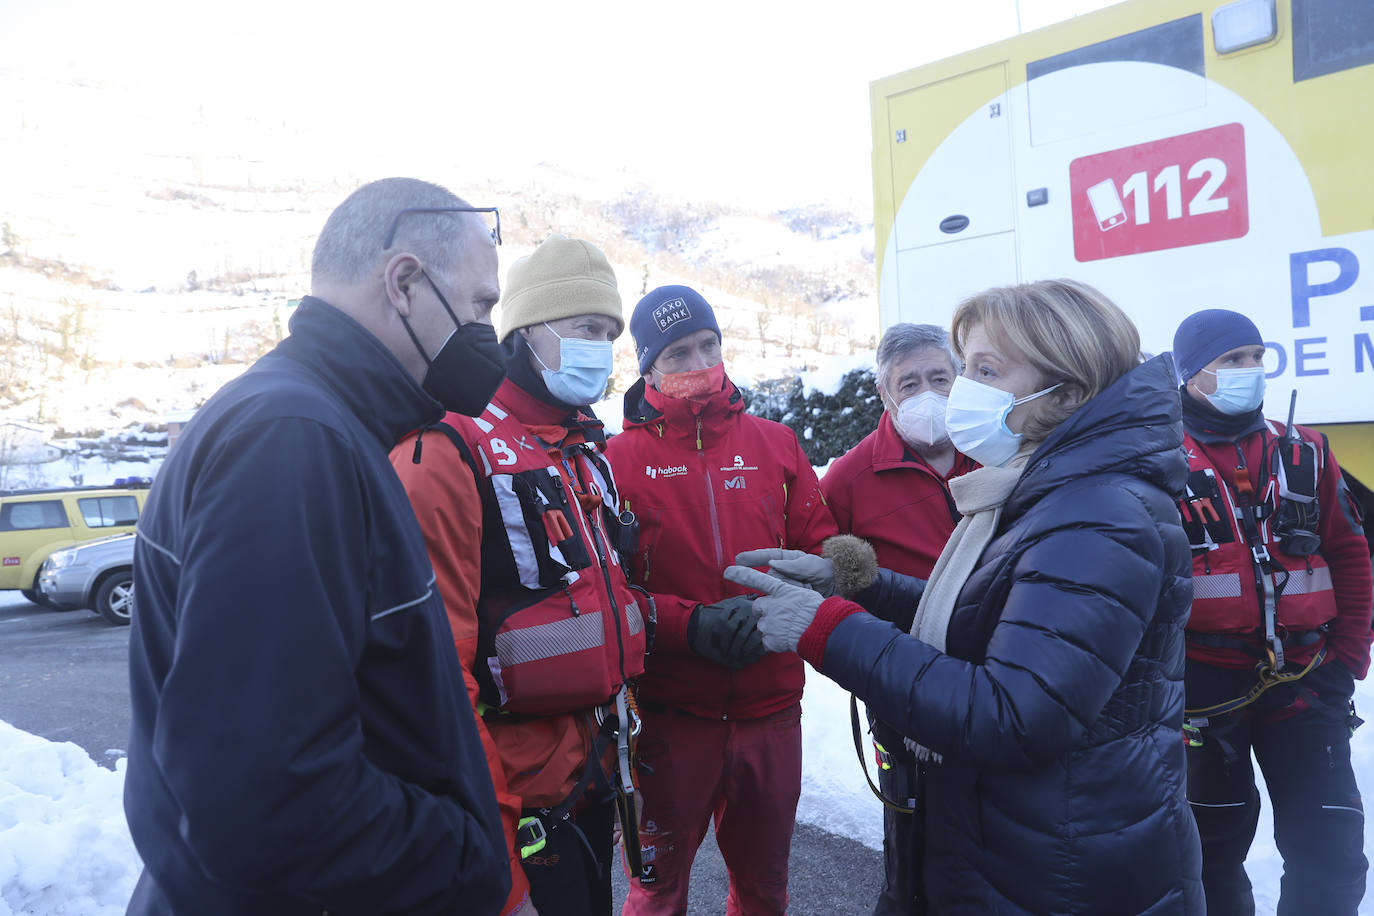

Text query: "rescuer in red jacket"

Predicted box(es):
[393, 236, 647, 916]
[820, 323, 974, 916]
[1172, 309, 1372, 916]
[605, 285, 838, 916]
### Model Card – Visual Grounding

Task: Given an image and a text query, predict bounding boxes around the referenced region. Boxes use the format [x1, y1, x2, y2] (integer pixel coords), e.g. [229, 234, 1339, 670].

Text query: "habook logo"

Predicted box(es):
[645, 464, 688, 480]
[1070, 122, 1249, 262]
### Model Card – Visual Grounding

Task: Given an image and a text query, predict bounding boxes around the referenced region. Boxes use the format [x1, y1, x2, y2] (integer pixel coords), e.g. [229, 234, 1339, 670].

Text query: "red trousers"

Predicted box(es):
[623, 704, 802, 916]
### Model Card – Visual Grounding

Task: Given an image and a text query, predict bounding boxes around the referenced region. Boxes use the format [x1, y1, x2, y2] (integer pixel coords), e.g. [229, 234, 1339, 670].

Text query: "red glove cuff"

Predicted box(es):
[797, 596, 865, 668]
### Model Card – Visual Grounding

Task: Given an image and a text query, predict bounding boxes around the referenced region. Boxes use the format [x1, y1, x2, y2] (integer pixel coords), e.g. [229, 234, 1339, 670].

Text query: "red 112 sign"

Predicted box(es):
[1070, 123, 1249, 262]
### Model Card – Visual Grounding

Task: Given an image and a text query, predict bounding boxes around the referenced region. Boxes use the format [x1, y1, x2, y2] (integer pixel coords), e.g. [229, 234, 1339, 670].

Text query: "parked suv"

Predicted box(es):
[0, 479, 150, 606]
[38, 532, 135, 625]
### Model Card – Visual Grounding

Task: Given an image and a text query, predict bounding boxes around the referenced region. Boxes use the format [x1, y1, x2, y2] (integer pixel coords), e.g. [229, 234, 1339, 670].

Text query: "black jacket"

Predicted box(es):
[125, 298, 509, 915]
[822, 355, 1204, 914]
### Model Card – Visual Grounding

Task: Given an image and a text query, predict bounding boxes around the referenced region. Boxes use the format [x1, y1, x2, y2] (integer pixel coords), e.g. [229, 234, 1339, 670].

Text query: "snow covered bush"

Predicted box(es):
[739, 367, 883, 466]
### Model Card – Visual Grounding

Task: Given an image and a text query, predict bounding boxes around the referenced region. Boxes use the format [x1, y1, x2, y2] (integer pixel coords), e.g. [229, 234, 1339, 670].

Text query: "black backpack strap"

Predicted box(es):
[412, 420, 482, 477]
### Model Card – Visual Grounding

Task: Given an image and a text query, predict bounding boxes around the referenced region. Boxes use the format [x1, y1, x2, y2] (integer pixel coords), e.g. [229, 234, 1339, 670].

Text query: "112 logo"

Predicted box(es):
[1070, 123, 1250, 262]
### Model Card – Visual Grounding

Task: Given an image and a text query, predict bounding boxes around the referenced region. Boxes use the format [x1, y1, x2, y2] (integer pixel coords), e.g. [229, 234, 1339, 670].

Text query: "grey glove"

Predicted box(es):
[735, 548, 835, 597]
[722, 566, 825, 653]
[687, 596, 767, 669]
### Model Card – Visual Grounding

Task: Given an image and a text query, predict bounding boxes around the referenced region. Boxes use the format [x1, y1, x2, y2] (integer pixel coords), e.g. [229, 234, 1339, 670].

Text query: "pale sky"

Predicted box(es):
[0, 0, 1119, 210]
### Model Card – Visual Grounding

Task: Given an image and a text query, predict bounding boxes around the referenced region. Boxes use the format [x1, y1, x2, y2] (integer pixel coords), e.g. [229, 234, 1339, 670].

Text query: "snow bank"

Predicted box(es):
[0, 721, 141, 916]
[799, 676, 883, 849]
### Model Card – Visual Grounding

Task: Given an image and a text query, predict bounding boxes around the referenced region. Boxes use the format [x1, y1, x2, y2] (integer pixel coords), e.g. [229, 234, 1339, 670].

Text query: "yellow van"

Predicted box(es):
[0, 480, 151, 605]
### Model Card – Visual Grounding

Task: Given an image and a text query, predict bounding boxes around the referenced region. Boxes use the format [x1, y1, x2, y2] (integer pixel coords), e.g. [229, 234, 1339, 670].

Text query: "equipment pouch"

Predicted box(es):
[1271, 436, 1321, 555]
[607, 508, 639, 556]
[1181, 469, 1234, 551]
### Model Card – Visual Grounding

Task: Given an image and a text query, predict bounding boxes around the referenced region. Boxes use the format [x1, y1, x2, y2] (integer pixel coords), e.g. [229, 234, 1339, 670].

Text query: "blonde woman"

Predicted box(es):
[728, 280, 1204, 914]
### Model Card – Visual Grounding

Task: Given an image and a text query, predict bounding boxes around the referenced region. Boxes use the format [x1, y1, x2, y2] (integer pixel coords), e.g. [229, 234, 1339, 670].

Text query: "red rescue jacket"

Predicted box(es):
[392, 379, 647, 916]
[604, 375, 838, 720]
[822, 411, 975, 578]
[1181, 420, 1372, 675]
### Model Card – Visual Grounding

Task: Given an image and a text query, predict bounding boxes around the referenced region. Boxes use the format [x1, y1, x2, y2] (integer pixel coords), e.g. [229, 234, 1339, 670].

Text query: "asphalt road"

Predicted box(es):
[0, 591, 133, 764]
[0, 591, 883, 914]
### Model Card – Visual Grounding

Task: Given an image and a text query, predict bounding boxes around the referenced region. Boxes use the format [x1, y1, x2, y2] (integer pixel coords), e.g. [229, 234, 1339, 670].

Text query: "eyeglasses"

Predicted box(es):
[382, 206, 501, 249]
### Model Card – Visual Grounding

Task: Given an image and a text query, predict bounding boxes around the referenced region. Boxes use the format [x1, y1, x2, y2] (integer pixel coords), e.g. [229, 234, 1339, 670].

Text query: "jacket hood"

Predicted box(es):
[1006, 353, 1187, 520]
[620, 372, 745, 434]
[277, 297, 444, 449]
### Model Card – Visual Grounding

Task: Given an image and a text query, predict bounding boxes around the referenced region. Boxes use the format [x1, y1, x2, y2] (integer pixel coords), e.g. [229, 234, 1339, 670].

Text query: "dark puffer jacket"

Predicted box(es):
[802, 355, 1203, 914]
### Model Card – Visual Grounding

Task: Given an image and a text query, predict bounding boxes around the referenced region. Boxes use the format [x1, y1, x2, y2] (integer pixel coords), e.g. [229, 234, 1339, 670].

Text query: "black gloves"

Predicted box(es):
[687, 596, 767, 669]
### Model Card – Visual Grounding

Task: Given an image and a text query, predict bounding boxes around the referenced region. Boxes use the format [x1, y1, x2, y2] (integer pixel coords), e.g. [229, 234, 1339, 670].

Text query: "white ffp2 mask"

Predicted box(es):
[891, 390, 949, 448]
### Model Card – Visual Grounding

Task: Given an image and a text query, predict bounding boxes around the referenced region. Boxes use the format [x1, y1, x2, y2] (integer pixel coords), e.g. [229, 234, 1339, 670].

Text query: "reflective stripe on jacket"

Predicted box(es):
[393, 377, 647, 916]
[442, 389, 647, 715]
[1181, 420, 1372, 673]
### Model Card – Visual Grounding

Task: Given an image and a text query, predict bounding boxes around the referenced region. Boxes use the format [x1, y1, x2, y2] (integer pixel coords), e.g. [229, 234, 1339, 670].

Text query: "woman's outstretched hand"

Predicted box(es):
[734, 548, 836, 597]
[722, 565, 826, 653]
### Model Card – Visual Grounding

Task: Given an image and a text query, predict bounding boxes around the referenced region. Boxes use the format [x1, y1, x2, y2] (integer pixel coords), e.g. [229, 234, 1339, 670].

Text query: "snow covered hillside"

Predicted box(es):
[0, 66, 877, 456]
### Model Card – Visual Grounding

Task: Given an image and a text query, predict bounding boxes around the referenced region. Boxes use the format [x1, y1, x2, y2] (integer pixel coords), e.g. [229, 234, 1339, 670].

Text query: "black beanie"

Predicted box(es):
[1171, 309, 1264, 383]
[630, 285, 722, 373]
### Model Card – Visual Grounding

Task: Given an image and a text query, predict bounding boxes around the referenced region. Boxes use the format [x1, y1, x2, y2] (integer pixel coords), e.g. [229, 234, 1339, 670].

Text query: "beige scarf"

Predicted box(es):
[906, 457, 1028, 762]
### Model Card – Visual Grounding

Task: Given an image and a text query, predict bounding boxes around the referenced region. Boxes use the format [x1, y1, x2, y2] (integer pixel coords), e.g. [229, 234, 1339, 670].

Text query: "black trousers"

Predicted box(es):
[868, 713, 923, 916]
[523, 795, 617, 916]
[1186, 659, 1367, 916]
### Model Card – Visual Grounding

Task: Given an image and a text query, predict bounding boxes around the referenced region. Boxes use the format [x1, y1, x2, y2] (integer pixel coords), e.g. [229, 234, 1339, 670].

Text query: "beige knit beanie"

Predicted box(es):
[497, 235, 623, 341]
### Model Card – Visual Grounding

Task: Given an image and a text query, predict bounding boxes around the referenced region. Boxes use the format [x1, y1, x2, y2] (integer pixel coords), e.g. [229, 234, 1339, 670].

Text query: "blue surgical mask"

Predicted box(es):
[945, 375, 1061, 467]
[531, 323, 615, 406]
[1200, 366, 1266, 415]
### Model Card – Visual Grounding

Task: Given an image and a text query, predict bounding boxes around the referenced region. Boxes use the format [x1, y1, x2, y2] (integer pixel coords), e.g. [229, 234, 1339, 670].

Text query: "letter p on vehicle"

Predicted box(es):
[1290, 247, 1358, 328]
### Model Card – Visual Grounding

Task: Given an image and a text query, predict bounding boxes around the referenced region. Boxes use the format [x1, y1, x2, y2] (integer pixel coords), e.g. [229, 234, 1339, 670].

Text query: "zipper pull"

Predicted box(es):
[696, 416, 703, 451]
[411, 429, 424, 464]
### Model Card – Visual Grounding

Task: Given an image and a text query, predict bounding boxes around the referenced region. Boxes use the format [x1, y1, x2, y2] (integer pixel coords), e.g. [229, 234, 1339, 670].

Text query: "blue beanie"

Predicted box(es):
[630, 285, 722, 373]
[1171, 309, 1264, 383]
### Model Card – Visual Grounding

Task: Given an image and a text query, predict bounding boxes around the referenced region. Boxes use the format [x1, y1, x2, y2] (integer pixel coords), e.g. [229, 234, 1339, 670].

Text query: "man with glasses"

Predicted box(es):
[125, 178, 511, 914]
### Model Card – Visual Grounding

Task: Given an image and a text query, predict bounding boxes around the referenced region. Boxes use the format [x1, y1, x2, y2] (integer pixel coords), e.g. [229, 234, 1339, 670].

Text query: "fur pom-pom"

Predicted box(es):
[823, 534, 879, 598]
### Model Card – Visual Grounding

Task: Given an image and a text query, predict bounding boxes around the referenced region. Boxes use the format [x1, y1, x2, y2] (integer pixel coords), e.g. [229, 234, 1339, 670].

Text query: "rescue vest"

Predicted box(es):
[430, 401, 647, 717]
[1181, 422, 1338, 644]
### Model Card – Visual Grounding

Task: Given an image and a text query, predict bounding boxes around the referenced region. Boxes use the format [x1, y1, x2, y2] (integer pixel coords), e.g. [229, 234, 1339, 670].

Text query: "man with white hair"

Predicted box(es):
[125, 178, 511, 915]
[819, 323, 973, 915]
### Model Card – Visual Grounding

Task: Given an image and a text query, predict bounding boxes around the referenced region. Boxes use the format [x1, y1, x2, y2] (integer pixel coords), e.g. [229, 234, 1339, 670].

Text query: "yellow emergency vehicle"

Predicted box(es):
[871, 0, 1373, 483]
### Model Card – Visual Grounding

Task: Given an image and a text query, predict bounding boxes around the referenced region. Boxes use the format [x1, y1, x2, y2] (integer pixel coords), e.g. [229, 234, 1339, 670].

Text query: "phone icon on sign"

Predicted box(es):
[1086, 179, 1127, 231]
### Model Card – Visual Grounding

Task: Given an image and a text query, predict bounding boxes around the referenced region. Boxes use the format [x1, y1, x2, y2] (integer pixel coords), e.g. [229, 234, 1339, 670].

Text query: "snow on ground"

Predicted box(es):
[0, 723, 140, 916]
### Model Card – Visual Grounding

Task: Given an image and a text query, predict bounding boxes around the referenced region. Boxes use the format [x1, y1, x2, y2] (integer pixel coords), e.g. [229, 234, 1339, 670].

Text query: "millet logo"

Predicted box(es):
[645, 464, 688, 480]
[653, 297, 692, 333]
[724, 476, 747, 489]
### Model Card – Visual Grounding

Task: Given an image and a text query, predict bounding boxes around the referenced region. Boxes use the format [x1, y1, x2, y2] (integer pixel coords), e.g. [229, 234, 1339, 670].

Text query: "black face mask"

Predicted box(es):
[400, 273, 506, 416]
